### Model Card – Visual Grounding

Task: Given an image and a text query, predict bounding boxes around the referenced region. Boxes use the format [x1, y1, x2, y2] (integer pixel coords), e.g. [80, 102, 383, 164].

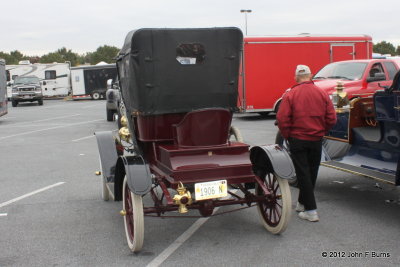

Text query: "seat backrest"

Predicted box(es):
[173, 108, 232, 147]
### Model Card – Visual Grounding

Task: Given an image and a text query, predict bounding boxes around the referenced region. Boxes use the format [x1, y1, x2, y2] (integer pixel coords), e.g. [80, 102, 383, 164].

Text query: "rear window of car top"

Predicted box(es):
[383, 62, 397, 80]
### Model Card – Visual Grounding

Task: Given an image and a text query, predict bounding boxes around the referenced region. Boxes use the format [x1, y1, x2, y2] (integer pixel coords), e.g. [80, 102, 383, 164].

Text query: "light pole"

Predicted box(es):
[240, 9, 252, 35]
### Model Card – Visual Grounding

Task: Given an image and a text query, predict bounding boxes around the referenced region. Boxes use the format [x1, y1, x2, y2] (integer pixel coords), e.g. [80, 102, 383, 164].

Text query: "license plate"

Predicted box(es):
[195, 180, 227, 201]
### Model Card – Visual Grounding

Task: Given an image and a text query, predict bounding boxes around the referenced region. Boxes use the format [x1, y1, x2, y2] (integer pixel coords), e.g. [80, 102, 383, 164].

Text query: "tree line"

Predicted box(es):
[1, 41, 399, 66]
[372, 41, 400, 56]
[0, 45, 120, 66]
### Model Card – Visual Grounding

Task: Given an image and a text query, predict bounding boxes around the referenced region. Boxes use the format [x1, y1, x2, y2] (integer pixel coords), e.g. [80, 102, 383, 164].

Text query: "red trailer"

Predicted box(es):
[239, 35, 373, 114]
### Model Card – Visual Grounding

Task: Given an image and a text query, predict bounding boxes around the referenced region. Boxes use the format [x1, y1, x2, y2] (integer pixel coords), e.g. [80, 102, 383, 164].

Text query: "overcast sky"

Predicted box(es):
[1, 0, 399, 55]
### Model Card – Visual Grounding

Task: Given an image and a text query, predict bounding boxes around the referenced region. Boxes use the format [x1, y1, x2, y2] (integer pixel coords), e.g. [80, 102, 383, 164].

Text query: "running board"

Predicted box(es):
[321, 161, 395, 185]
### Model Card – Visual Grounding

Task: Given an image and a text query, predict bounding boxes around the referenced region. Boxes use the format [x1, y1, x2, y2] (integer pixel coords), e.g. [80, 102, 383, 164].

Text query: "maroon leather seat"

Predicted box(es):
[173, 108, 232, 147]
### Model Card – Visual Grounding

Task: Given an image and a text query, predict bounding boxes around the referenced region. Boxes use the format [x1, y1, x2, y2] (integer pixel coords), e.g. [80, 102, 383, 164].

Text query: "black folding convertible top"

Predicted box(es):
[116, 27, 243, 115]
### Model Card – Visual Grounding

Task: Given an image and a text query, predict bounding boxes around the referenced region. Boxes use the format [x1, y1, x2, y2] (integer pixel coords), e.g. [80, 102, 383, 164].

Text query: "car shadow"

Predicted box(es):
[13, 102, 41, 107]
[234, 113, 277, 121]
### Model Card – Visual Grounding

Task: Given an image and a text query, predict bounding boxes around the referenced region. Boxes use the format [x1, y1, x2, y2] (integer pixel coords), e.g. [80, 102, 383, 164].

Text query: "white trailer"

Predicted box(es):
[6, 62, 71, 98]
[71, 63, 117, 100]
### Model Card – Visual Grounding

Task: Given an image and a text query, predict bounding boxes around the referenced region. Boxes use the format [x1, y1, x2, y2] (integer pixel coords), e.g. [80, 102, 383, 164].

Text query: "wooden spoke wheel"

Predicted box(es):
[122, 177, 144, 252]
[256, 173, 291, 234]
[229, 125, 244, 142]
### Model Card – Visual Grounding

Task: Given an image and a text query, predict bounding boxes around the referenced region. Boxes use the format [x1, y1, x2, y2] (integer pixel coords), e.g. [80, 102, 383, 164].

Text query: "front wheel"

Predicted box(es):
[256, 173, 291, 234]
[38, 99, 43, 106]
[229, 125, 244, 142]
[12, 100, 18, 107]
[122, 177, 144, 252]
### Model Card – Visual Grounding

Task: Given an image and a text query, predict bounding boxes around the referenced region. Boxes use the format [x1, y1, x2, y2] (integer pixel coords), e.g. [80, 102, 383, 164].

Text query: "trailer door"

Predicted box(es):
[71, 69, 85, 96]
[331, 44, 355, 62]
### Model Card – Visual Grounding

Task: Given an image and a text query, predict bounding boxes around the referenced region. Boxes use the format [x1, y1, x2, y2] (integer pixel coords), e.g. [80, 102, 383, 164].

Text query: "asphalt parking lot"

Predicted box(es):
[0, 100, 399, 267]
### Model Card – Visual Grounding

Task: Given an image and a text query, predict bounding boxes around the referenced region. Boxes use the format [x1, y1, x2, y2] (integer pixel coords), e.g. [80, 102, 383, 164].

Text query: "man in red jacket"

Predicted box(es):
[277, 65, 337, 222]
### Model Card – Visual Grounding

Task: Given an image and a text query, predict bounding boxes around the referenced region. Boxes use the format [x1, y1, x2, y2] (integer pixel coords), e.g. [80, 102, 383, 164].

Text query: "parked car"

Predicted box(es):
[313, 59, 400, 99]
[105, 79, 121, 121]
[276, 69, 400, 187]
[320, 69, 400, 186]
[10, 75, 43, 107]
[95, 28, 295, 252]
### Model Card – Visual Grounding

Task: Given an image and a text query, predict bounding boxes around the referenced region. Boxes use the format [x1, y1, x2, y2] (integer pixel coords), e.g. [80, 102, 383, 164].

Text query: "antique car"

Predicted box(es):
[276, 71, 400, 188]
[321, 72, 400, 186]
[95, 28, 295, 252]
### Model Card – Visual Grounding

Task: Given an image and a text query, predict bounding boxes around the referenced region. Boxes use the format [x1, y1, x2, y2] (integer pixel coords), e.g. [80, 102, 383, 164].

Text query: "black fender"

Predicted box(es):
[95, 131, 118, 183]
[250, 145, 295, 179]
[114, 155, 152, 200]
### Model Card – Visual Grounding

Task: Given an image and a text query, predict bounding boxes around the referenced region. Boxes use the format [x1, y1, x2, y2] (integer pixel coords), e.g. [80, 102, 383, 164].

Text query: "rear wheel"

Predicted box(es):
[38, 99, 43, 106]
[122, 177, 144, 252]
[12, 100, 18, 107]
[106, 108, 114, 121]
[92, 92, 101, 100]
[229, 125, 243, 142]
[256, 173, 291, 234]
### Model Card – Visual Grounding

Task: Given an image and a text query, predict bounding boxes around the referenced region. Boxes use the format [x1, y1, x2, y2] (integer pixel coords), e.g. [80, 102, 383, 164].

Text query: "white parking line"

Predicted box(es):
[6, 123, 66, 128]
[1, 116, 16, 120]
[6, 114, 81, 126]
[146, 190, 238, 267]
[0, 213, 7, 217]
[0, 119, 102, 141]
[83, 104, 103, 109]
[0, 182, 65, 209]
[72, 135, 95, 142]
[146, 214, 217, 267]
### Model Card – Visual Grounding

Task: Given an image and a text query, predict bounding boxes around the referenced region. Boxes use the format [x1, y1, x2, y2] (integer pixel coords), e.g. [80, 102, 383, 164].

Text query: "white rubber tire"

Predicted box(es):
[122, 176, 144, 252]
[257, 175, 292, 234]
[92, 92, 100, 100]
[229, 125, 244, 142]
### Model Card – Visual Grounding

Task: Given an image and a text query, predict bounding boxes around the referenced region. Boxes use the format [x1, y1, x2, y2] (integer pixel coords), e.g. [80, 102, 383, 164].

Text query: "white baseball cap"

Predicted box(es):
[295, 65, 311, 76]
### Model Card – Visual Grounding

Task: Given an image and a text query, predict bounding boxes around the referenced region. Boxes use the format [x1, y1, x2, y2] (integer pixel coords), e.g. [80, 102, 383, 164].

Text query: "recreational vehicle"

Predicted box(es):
[0, 59, 7, 117]
[6, 62, 71, 98]
[71, 64, 117, 100]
